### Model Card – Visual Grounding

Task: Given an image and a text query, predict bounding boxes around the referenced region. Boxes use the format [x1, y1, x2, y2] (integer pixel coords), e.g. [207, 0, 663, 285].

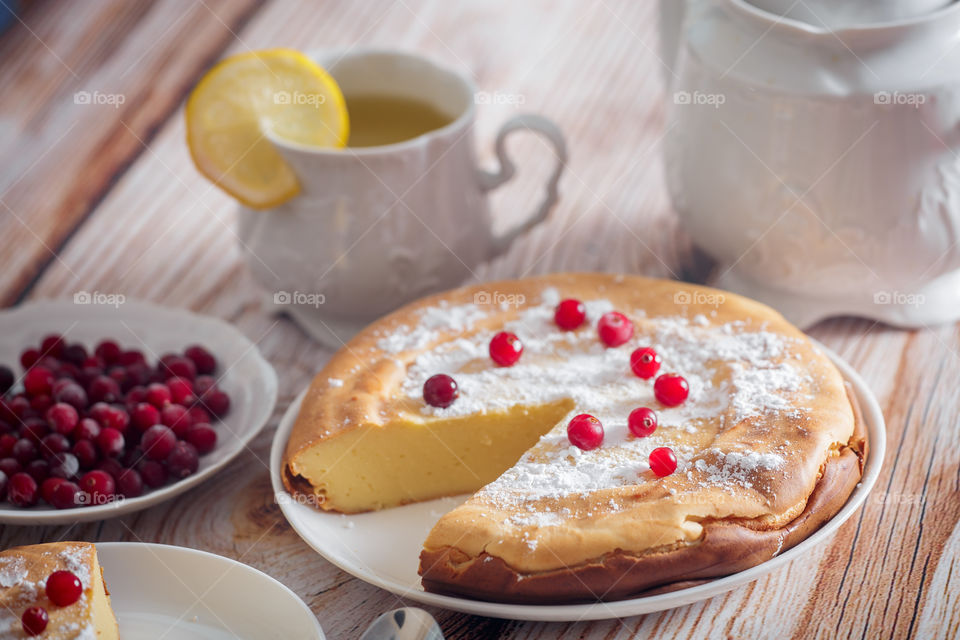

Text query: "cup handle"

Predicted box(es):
[478, 114, 567, 256]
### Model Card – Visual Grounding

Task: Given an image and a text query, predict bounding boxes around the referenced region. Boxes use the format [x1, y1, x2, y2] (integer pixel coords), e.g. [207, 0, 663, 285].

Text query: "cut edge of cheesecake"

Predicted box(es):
[284, 398, 575, 513]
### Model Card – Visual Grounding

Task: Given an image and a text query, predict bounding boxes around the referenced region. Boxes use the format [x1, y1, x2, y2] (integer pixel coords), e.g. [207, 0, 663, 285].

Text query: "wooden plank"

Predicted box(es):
[0, 0, 262, 305]
[0, 0, 955, 638]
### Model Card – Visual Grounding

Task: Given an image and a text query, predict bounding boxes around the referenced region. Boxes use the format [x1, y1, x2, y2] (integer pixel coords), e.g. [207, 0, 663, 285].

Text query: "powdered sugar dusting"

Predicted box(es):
[376, 301, 489, 353]
[0, 556, 27, 588]
[386, 286, 812, 512]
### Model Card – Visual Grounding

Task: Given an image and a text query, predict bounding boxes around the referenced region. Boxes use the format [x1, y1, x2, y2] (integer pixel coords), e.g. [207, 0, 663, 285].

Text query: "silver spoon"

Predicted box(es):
[359, 607, 445, 640]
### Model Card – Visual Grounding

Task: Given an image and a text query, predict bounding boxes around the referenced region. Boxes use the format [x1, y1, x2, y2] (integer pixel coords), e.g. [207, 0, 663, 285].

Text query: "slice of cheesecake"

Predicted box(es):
[0, 542, 119, 639]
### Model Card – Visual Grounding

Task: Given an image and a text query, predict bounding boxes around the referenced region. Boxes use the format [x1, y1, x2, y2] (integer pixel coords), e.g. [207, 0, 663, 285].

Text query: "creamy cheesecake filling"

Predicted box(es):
[288, 400, 573, 513]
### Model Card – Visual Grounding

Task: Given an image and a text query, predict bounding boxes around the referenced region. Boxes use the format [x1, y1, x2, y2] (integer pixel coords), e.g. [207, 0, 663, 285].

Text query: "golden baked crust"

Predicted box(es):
[282, 273, 862, 602]
[419, 387, 866, 603]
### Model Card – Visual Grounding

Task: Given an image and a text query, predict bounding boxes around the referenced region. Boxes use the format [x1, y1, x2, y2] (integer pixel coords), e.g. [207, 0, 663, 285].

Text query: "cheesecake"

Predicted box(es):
[0, 542, 119, 638]
[282, 273, 866, 602]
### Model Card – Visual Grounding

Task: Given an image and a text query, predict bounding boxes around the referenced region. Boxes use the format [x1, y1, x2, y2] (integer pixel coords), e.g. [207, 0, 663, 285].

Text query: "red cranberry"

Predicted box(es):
[184, 345, 217, 374]
[160, 404, 191, 437]
[108, 368, 131, 392]
[87, 375, 121, 403]
[654, 374, 689, 407]
[628, 407, 658, 438]
[193, 375, 216, 399]
[8, 396, 31, 418]
[423, 374, 458, 408]
[40, 476, 65, 504]
[29, 394, 53, 414]
[0, 367, 12, 395]
[8, 472, 38, 506]
[72, 440, 99, 469]
[138, 460, 167, 488]
[131, 402, 161, 432]
[630, 347, 662, 379]
[25, 459, 49, 483]
[48, 452, 79, 479]
[73, 418, 100, 441]
[100, 406, 130, 433]
[649, 446, 678, 477]
[489, 332, 523, 367]
[186, 424, 217, 455]
[165, 441, 199, 479]
[0, 458, 22, 476]
[141, 425, 176, 461]
[61, 344, 88, 367]
[46, 570, 82, 606]
[94, 340, 121, 364]
[50, 480, 82, 509]
[0, 434, 15, 457]
[204, 390, 230, 417]
[166, 377, 195, 405]
[21, 606, 48, 635]
[597, 311, 634, 347]
[126, 384, 148, 404]
[80, 470, 115, 505]
[0, 366, 12, 394]
[567, 414, 604, 451]
[160, 355, 196, 381]
[40, 334, 65, 357]
[554, 298, 587, 330]
[12, 438, 38, 464]
[40, 433, 70, 458]
[187, 406, 211, 426]
[97, 458, 124, 480]
[116, 468, 144, 498]
[96, 428, 125, 458]
[45, 403, 79, 435]
[20, 348, 40, 369]
[118, 350, 146, 366]
[87, 402, 112, 424]
[145, 383, 172, 408]
[23, 367, 55, 396]
[53, 382, 88, 410]
[19, 419, 48, 443]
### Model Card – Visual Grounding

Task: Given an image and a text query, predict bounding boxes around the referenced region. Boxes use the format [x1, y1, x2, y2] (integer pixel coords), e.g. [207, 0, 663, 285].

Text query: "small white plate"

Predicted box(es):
[97, 542, 324, 639]
[0, 300, 278, 524]
[270, 344, 885, 621]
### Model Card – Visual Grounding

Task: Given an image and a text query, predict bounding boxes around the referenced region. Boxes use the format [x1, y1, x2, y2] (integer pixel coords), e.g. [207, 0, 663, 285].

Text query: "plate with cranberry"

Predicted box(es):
[0, 300, 277, 524]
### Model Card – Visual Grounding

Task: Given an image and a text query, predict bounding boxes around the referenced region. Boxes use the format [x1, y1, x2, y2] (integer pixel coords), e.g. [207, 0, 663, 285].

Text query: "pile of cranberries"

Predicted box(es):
[422, 296, 690, 478]
[19, 569, 84, 635]
[0, 334, 230, 510]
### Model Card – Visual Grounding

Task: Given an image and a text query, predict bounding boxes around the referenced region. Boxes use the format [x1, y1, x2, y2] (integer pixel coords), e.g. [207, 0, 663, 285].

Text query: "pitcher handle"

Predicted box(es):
[478, 114, 567, 256]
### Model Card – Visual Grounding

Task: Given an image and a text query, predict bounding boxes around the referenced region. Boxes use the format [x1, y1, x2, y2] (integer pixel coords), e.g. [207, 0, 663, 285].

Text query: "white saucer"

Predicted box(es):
[0, 300, 278, 524]
[97, 543, 323, 639]
[270, 344, 885, 621]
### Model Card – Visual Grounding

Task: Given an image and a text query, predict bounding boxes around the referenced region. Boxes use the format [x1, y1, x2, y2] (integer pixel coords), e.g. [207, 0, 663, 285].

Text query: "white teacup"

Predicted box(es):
[236, 49, 566, 346]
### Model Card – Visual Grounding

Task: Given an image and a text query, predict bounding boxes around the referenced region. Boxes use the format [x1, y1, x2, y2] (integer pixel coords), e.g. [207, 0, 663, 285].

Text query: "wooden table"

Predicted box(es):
[0, 1, 955, 638]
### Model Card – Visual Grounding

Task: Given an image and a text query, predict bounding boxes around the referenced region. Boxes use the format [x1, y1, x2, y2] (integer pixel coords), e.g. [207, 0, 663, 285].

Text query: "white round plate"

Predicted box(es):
[270, 344, 885, 621]
[97, 542, 324, 639]
[0, 299, 278, 524]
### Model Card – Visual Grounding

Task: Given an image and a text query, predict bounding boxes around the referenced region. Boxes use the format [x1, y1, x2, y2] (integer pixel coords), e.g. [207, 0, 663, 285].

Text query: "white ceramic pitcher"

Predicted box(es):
[662, 0, 960, 328]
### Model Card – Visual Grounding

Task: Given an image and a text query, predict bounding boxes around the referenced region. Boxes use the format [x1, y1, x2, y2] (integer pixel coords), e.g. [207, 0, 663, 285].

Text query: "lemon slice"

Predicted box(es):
[186, 49, 348, 209]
